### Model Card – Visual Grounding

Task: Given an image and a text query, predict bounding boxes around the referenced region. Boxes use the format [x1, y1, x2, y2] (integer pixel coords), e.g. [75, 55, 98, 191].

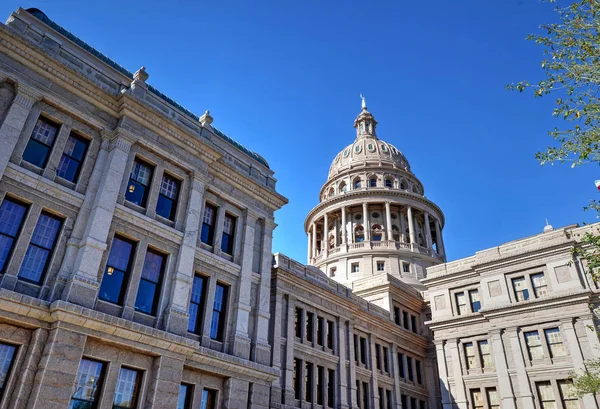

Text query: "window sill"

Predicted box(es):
[54, 174, 77, 191]
[19, 159, 44, 175]
[123, 200, 147, 215]
[155, 214, 176, 228]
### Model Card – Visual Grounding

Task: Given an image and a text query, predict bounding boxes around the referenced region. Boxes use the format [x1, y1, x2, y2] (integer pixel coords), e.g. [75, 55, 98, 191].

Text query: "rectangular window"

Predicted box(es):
[360, 337, 367, 365]
[23, 117, 59, 168]
[353, 334, 359, 364]
[383, 346, 389, 373]
[0, 198, 28, 273]
[327, 320, 334, 349]
[329, 267, 336, 277]
[375, 344, 382, 370]
[316, 365, 324, 405]
[411, 397, 417, 409]
[469, 289, 481, 312]
[177, 383, 193, 409]
[558, 380, 579, 409]
[295, 307, 303, 338]
[200, 204, 216, 245]
[327, 369, 335, 408]
[478, 340, 492, 368]
[407, 356, 414, 381]
[393, 306, 401, 325]
[317, 317, 324, 346]
[56, 133, 89, 183]
[470, 389, 483, 409]
[305, 362, 313, 402]
[377, 261, 385, 271]
[415, 359, 422, 384]
[18, 212, 62, 284]
[487, 388, 500, 409]
[536, 381, 556, 409]
[524, 331, 544, 360]
[403, 262, 410, 273]
[188, 275, 208, 334]
[545, 327, 567, 358]
[134, 249, 166, 315]
[455, 292, 467, 315]
[0, 343, 17, 402]
[293, 358, 301, 400]
[156, 174, 180, 221]
[378, 387, 384, 409]
[386, 389, 392, 409]
[362, 382, 369, 409]
[398, 352, 405, 378]
[306, 312, 314, 342]
[464, 342, 476, 369]
[70, 358, 105, 409]
[113, 367, 141, 409]
[351, 263, 359, 273]
[512, 277, 529, 301]
[210, 283, 229, 341]
[531, 273, 548, 298]
[403, 311, 409, 330]
[356, 380, 361, 409]
[125, 159, 154, 208]
[420, 400, 426, 409]
[400, 395, 407, 409]
[201, 389, 217, 409]
[98, 236, 135, 305]
[411, 315, 417, 333]
[221, 214, 236, 255]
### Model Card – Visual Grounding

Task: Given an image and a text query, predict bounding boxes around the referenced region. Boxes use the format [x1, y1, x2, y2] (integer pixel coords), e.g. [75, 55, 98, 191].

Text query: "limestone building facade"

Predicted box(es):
[423, 223, 600, 409]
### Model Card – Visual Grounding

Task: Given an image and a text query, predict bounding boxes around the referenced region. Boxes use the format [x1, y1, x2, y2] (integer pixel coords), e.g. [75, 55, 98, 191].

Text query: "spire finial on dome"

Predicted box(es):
[544, 218, 554, 233]
[360, 93, 366, 110]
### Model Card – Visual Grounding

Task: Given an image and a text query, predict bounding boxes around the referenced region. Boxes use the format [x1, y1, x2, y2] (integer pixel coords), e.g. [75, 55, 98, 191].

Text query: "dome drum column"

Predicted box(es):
[362, 202, 370, 241]
[323, 213, 329, 257]
[407, 206, 416, 249]
[385, 201, 392, 242]
[424, 212, 433, 249]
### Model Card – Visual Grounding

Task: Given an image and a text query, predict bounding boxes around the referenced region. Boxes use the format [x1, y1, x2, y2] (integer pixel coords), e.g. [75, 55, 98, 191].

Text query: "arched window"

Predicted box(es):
[369, 178, 377, 187]
[392, 225, 400, 242]
[372, 224, 382, 242]
[400, 180, 407, 190]
[340, 182, 347, 193]
[353, 178, 361, 189]
[329, 187, 334, 197]
[355, 225, 364, 242]
[385, 178, 393, 188]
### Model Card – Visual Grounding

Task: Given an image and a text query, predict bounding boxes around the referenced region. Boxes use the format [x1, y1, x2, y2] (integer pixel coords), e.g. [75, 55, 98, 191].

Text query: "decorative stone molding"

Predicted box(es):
[13, 82, 42, 109]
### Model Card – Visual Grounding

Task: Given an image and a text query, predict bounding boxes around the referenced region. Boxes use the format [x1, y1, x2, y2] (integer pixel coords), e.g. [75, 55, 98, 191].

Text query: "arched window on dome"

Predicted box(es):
[329, 187, 334, 197]
[385, 178, 393, 188]
[353, 178, 362, 189]
[340, 181, 347, 193]
[372, 224, 383, 241]
[413, 185, 422, 195]
[369, 177, 377, 187]
[354, 225, 364, 243]
[392, 225, 400, 242]
[400, 179, 408, 190]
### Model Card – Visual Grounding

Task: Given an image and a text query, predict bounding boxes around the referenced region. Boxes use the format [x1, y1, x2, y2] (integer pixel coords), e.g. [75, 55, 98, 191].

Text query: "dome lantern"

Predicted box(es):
[354, 94, 378, 139]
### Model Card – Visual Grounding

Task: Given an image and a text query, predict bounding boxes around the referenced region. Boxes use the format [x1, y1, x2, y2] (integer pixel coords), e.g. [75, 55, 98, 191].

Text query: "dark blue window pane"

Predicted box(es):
[18, 213, 62, 284]
[522, 289, 529, 301]
[0, 200, 27, 237]
[210, 311, 221, 339]
[98, 268, 125, 303]
[18, 246, 49, 283]
[140, 251, 164, 283]
[177, 384, 192, 409]
[22, 139, 51, 168]
[64, 136, 88, 160]
[30, 214, 61, 249]
[57, 135, 89, 183]
[156, 196, 175, 220]
[56, 156, 81, 182]
[0, 236, 14, 272]
[191, 276, 205, 304]
[210, 284, 228, 341]
[134, 279, 158, 315]
[220, 234, 232, 254]
[200, 224, 213, 245]
[107, 238, 133, 272]
[472, 301, 481, 312]
[125, 181, 148, 207]
[69, 358, 104, 409]
[0, 342, 16, 392]
[187, 303, 199, 333]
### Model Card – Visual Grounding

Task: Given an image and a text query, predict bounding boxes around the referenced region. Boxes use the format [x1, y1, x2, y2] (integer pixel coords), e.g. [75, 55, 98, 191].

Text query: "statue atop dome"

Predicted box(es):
[354, 95, 378, 139]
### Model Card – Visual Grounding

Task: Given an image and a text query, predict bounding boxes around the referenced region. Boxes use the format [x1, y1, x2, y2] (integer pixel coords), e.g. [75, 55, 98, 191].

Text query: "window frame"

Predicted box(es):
[156, 172, 181, 221]
[209, 282, 229, 342]
[188, 274, 209, 334]
[69, 357, 106, 409]
[112, 366, 142, 409]
[221, 213, 236, 255]
[98, 236, 136, 305]
[200, 203, 217, 246]
[0, 197, 29, 274]
[56, 132, 90, 184]
[134, 248, 167, 316]
[22, 116, 60, 169]
[125, 157, 154, 208]
[0, 342, 18, 403]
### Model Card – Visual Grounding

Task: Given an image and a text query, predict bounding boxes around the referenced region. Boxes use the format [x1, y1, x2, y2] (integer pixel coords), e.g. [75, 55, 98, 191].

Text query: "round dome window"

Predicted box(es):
[372, 212, 380, 218]
[355, 213, 362, 220]
[354, 144, 362, 153]
[380, 144, 389, 153]
[343, 148, 350, 158]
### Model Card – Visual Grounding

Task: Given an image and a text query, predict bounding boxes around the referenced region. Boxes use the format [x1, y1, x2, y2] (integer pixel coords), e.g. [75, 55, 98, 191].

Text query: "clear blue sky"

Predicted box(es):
[3, 1, 598, 263]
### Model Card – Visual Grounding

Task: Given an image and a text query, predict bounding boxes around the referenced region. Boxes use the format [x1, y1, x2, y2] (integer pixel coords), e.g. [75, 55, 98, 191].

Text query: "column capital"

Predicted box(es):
[101, 127, 135, 152]
[14, 82, 43, 109]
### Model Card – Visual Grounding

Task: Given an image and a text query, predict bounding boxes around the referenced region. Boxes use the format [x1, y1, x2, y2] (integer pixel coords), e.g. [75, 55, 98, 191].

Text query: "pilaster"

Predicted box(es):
[144, 356, 185, 409]
[506, 328, 535, 409]
[448, 339, 467, 409]
[407, 206, 415, 246]
[489, 329, 516, 409]
[253, 218, 275, 365]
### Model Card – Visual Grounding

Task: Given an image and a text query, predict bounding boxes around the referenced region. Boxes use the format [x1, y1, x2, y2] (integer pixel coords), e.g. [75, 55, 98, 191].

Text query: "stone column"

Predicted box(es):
[435, 219, 445, 258]
[341, 207, 347, 245]
[424, 212, 432, 249]
[62, 130, 134, 308]
[0, 81, 41, 180]
[385, 201, 393, 242]
[334, 217, 340, 248]
[489, 330, 516, 409]
[407, 206, 416, 246]
[229, 210, 258, 359]
[253, 219, 275, 365]
[324, 213, 329, 256]
[284, 295, 296, 406]
[363, 202, 370, 241]
[338, 319, 349, 409]
[425, 348, 439, 409]
[144, 356, 185, 409]
[348, 325, 358, 409]
[224, 378, 250, 409]
[506, 328, 535, 409]
[8, 328, 48, 409]
[307, 228, 312, 263]
[312, 222, 318, 258]
[164, 175, 206, 335]
[435, 341, 452, 409]
[271, 292, 284, 404]
[391, 344, 402, 409]
[448, 339, 467, 409]
[369, 335, 380, 409]
[399, 210, 406, 243]
[27, 327, 87, 409]
[561, 319, 599, 408]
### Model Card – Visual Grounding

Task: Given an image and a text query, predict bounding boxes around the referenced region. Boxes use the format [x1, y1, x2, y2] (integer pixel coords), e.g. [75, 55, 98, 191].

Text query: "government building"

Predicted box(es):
[0, 7, 597, 409]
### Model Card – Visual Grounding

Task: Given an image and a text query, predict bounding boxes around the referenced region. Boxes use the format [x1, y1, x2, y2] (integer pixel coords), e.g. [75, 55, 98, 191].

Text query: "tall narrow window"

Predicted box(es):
[394, 307, 401, 325]
[402, 311, 409, 330]
[383, 346, 389, 373]
[531, 273, 548, 297]
[113, 367, 141, 409]
[411, 315, 417, 333]
[524, 331, 544, 360]
[125, 159, 153, 207]
[317, 317, 324, 346]
[188, 275, 208, 334]
[327, 320, 334, 349]
[407, 356, 414, 381]
[487, 388, 500, 409]
[201, 389, 217, 409]
[377, 261, 385, 271]
[356, 380, 361, 408]
[386, 390, 392, 409]
[545, 327, 566, 358]
[306, 312, 314, 342]
[0, 198, 28, 273]
[378, 388, 384, 409]
[362, 382, 369, 409]
[70, 358, 105, 409]
[0, 343, 17, 402]
[398, 353, 405, 378]
[56, 133, 89, 183]
[375, 344, 382, 370]
[200, 204, 216, 245]
[316, 365, 324, 405]
[23, 117, 59, 168]
[351, 263, 360, 272]
[400, 395, 407, 409]
[134, 250, 166, 315]
[327, 369, 335, 408]
[455, 292, 467, 315]
[370, 178, 377, 187]
[403, 262, 410, 273]
[415, 359, 422, 384]
[98, 237, 135, 305]
[210, 283, 229, 341]
[177, 384, 193, 409]
[411, 397, 418, 409]
[536, 381, 556, 409]
[353, 334, 359, 364]
[512, 277, 529, 301]
[470, 389, 483, 409]
[478, 340, 492, 368]
[156, 174, 180, 221]
[558, 380, 579, 409]
[354, 179, 361, 189]
[293, 358, 302, 400]
[221, 214, 236, 255]
[464, 342, 476, 369]
[360, 337, 368, 365]
[18, 212, 62, 284]
[305, 362, 314, 402]
[385, 178, 393, 188]
[469, 289, 481, 312]
[295, 308, 303, 338]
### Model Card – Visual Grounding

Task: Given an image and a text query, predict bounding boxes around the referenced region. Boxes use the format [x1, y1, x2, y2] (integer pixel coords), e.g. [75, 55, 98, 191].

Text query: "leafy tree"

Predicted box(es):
[508, 0, 600, 396]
